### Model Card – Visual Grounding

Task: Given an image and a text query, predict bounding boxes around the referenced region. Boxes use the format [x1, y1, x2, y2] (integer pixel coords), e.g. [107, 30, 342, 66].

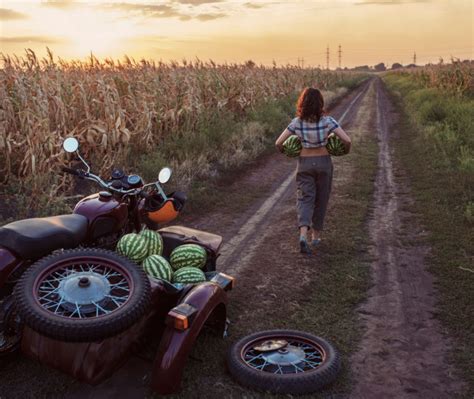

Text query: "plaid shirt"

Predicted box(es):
[287, 116, 340, 148]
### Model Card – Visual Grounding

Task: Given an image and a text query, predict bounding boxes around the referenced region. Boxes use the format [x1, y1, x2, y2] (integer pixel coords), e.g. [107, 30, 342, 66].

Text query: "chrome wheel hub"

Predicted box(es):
[58, 272, 111, 305]
[262, 345, 306, 366]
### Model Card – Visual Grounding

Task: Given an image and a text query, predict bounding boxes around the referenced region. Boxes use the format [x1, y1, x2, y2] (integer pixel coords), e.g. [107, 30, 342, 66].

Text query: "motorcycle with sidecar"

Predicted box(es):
[0, 138, 233, 395]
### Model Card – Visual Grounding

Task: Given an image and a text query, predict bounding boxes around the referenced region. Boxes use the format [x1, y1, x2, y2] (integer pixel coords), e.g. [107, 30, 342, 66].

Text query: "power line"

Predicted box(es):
[326, 45, 329, 70]
[338, 44, 342, 69]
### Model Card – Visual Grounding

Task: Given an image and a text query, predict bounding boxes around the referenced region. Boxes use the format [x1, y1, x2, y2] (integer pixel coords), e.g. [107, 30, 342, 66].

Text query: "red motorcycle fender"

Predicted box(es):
[151, 282, 227, 395]
[0, 247, 22, 289]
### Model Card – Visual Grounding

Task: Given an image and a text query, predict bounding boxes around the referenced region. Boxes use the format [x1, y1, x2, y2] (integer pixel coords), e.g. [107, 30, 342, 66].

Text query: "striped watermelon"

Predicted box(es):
[116, 233, 148, 263]
[283, 135, 302, 158]
[170, 244, 207, 270]
[142, 255, 172, 281]
[326, 133, 346, 156]
[172, 267, 206, 284]
[139, 229, 163, 256]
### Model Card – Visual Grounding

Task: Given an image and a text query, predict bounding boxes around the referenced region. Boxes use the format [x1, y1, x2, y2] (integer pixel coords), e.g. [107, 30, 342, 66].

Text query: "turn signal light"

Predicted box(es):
[166, 303, 197, 331]
[210, 272, 235, 291]
[168, 312, 189, 330]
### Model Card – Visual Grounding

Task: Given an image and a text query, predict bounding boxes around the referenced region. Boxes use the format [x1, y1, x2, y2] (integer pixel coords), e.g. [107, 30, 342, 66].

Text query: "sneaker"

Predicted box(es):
[299, 237, 312, 254]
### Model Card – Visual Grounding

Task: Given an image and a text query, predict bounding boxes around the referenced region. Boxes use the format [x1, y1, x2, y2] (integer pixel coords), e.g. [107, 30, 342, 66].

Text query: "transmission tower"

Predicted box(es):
[413, 51, 417, 65]
[326, 45, 330, 70]
[338, 45, 342, 69]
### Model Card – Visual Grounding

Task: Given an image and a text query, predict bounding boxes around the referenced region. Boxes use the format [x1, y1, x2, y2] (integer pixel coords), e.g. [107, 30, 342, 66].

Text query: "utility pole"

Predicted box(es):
[326, 45, 330, 70]
[413, 51, 417, 65]
[338, 44, 342, 69]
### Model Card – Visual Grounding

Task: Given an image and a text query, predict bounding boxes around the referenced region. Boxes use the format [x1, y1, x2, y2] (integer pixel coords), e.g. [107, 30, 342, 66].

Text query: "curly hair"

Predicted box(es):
[296, 87, 325, 122]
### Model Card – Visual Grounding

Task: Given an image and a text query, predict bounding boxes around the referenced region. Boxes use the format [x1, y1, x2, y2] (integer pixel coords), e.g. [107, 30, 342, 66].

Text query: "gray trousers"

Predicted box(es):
[296, 156, 333, 231]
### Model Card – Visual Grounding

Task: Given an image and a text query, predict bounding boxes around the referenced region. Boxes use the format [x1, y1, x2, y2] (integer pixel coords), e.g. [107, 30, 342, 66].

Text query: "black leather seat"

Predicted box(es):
[0, 214, 88, 260]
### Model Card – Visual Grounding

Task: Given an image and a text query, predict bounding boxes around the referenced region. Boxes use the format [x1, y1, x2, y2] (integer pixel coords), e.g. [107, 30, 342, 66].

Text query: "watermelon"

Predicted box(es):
[172, 267, 206, 284]
[139, 229, 163, 256]
[142, 255, 172, 281]
[116, 233, 148, 263]
[283, 135, 302, 158]
[326, 133, 346, 156]
[170, 244, 207, 270]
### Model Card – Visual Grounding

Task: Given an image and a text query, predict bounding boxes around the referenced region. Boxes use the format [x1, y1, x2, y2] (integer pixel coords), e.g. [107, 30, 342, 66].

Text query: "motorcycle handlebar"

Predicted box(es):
[63, 166, 160, 196]
[61, 167, 81, 177]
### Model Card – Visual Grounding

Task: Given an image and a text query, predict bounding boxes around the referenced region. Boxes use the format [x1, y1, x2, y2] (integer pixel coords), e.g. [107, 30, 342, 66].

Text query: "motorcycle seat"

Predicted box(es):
[0, 214, 88, 260]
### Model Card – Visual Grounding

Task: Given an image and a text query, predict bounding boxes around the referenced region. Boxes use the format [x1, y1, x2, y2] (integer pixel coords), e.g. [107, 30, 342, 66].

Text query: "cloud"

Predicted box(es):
[0, 36, 63, 44]
[244, 2, 264, 9]
[355, 0, 429, 4]
[41, 0, 78, 9]
[0, 8, 28, 20]
[196, 12, 226, 21]
[105, 3, 227, 20]
[174, 0, 223, 4]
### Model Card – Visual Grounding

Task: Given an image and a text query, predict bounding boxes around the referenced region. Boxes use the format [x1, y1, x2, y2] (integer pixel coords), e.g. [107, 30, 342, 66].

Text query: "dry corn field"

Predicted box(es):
[392, 60, 474, 97]
[0, 50, 362, 190]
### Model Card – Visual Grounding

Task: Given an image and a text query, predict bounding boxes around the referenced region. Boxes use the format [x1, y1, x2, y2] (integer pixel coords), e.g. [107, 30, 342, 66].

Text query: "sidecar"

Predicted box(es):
[4, 225, 233, 395]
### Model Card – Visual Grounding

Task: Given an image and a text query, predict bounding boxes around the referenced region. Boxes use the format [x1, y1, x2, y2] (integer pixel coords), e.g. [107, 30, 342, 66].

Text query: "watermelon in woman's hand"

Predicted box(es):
[283, 135, 302, 158]
[326, 133, 346, 156]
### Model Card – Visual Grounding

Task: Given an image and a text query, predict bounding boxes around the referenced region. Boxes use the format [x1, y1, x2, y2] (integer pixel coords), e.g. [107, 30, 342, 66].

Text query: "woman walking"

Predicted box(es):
[275, 87, 351, 254]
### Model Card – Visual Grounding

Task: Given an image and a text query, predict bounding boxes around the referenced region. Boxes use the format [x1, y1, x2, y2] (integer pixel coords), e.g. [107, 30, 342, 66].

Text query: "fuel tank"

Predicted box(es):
[74, 192, 128, 241]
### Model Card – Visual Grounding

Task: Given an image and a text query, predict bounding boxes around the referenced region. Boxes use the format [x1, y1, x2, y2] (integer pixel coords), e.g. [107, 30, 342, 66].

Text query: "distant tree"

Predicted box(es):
[391, 62, 403, 69]
[353, 65, 371, 71]
[245, 60, 256, 68]
[374, 62, 386, 71]
[405, 64, 417, 68]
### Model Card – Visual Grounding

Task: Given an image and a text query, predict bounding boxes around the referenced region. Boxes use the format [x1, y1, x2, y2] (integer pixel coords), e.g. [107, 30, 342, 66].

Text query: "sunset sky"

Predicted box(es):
[1, 0, 473, 67]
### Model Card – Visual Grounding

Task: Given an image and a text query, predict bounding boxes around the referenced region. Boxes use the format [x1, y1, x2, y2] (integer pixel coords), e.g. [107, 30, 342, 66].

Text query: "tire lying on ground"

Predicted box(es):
[227, 329, 341, 394]
[14, 248, 151, 342]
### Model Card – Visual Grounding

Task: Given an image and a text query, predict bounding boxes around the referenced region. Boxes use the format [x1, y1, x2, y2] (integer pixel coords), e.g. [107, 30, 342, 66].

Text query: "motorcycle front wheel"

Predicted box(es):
[227, 329, 341, 394]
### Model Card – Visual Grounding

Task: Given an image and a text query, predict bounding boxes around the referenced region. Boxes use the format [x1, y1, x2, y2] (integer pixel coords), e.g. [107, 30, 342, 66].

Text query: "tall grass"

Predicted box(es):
[0, 50, 361, 180]
[385, 62, 474, 174]
[390, 60, 473, 97]
[0, 50, 366, 220]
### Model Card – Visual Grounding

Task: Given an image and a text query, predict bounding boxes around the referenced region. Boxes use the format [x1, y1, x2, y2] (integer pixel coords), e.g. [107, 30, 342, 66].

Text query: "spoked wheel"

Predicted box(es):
[0, 296, 22, 356]
[14, 248, 151, 342]
[227, 330, 341, 394]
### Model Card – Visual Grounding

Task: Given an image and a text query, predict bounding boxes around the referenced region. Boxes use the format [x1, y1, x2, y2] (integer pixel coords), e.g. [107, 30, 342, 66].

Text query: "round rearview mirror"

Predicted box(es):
[158, 167, 172, 184]
[63, 137, 79, 153]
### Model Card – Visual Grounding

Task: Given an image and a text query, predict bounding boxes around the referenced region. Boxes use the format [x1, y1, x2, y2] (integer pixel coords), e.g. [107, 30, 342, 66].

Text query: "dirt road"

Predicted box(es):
[0, 78, 465, 399]
[350, 79, 466, 398]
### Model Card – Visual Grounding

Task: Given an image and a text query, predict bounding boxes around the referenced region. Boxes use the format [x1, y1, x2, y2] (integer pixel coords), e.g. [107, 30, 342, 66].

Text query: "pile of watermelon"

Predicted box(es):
[116, 230, 207, 285]
[282, 135, 302, 158]
[326, 133, 346, 156]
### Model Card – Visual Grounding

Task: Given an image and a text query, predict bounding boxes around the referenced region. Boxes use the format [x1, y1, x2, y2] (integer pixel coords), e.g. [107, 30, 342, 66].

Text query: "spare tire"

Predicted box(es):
[14, 248, 151, 342]
[227, 329, 340, 394]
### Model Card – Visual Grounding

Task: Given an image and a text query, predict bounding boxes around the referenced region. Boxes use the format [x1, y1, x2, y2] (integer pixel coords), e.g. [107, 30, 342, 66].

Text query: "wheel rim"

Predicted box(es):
[33, 256, 134, 319]
[241, 335, 326, 375]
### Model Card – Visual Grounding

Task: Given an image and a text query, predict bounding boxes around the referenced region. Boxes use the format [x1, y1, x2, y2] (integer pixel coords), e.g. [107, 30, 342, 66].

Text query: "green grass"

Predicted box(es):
[384, 74, 474, 396]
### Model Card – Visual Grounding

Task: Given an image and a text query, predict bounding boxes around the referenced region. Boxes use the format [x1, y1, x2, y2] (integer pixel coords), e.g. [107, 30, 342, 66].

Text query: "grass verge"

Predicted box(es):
[384, 74, 474, 396]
